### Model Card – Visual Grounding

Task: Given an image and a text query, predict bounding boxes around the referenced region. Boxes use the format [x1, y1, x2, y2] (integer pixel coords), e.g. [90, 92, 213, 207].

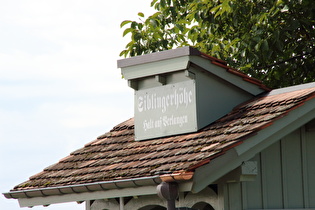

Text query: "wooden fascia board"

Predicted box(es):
[235, 97, 315, 156]
[192, 148, 239, 193]
[117, 46, 201, 69]
[18, 185, 158, 208]
[192, 98, 315, 193]
[121, 56, 190, 80]
[189, 56, 266, 96]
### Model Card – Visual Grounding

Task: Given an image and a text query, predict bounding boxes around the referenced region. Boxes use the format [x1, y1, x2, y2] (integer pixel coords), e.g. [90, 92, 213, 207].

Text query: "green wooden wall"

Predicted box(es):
[223, 122, 315, 209]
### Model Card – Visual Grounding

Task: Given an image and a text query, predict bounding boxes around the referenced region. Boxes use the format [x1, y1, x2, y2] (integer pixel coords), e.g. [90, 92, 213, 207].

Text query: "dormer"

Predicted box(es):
[117, 47, 269, 141]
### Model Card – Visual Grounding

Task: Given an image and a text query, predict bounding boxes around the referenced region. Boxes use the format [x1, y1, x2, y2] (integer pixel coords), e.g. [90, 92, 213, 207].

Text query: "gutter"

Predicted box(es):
[3, 176, 162, 199]
[4, 171, 195, 200]
[160, 171, 194, 182]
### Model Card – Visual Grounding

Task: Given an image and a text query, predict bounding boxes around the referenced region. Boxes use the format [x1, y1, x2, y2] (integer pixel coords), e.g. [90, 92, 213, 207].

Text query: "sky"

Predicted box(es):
[0, 1, 154, 209]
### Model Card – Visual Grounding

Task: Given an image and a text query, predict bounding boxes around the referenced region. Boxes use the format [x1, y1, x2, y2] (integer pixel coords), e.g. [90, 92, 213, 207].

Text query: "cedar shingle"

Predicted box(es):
[12, 86, 315, 191]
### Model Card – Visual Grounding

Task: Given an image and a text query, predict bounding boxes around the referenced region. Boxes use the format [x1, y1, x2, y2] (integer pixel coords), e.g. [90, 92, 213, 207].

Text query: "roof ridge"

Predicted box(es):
[265, 82, 315, 96]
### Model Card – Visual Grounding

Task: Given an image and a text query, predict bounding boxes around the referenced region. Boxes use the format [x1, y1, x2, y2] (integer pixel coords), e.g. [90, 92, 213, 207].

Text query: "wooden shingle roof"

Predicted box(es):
[11, 84, 315, 192]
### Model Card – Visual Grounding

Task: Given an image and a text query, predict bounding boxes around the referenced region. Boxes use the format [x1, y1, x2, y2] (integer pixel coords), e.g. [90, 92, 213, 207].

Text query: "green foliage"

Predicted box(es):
[120, 0, 315, 88]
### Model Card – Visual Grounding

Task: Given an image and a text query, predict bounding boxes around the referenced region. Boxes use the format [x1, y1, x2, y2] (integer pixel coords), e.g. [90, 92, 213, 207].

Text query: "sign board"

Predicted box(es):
[134, 80, 197, 140]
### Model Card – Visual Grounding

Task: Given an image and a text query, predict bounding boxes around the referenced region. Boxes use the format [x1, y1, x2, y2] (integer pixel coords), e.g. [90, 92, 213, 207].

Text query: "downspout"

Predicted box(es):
[157, 182, 178, 210]
[157, 172, 194, 210]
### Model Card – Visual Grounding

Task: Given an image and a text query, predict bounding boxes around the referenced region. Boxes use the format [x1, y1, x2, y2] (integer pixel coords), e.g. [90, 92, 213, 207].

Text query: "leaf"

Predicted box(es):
[150, 0, 158, 7]
[252, 36, 261, 43]
[222, 0, 231, 13]
[150, 19, 158, 28]
[175, 24, 184, 32]
[153, 32, 162, 40]
[210, 5, 221, 15]
[119, 50, 128, 57]
[262, 40, 269, 52]
[276, 0, 284, 6]
[288, 19, 300, 30]
[160, 0, 166, 8]
[254, 42, 260, 51]
[281, 5, 289, 13]
[132, 32, 142, 42]
[276, 40, 284, 52]
[122, 28, 134, 37]
[138, 12, 145, 17]
[138, 23, 143, 30]
[120, 20, 132, 28]
[131, 21, 138, 29]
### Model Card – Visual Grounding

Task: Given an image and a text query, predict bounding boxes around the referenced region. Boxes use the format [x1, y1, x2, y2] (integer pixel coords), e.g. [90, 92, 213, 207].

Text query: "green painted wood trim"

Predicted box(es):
[121, 56, 190, 80]
[192, 98, 315, 193]
[18, 185, 158, 208]
[192, 149, 239, 193]
[260, 151, 268, 208]
[301, 126, 310, 208]
[189, 56, 265, 96]
[235, 99, 315, 157]
[241, 182, 248, 210]
[117, 46, 200, 68]
[280, 138, 288, 208]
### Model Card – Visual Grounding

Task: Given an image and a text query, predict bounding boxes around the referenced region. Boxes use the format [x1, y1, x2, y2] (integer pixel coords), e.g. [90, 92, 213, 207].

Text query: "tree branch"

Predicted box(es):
[256, 52, 312, 70]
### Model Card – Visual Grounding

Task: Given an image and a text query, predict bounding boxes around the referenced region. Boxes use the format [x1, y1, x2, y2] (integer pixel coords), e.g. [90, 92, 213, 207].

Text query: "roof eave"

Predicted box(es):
[3, 176, 161, 207]
[4, 174, 194, 208]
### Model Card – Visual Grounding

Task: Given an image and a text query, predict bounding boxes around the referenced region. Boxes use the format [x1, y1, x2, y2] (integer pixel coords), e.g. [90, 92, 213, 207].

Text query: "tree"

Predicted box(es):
[120, 0, 315, 88]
